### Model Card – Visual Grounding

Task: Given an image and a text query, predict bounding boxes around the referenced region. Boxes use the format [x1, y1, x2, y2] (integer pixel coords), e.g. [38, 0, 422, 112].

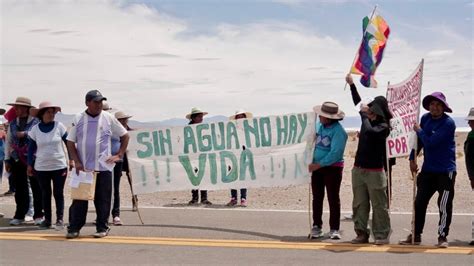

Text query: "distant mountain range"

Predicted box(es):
[54, 113, 470, 130]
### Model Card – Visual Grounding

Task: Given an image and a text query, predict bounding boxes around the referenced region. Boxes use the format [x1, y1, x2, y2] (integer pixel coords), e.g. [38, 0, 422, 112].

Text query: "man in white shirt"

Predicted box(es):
[66, 90, 129, 239]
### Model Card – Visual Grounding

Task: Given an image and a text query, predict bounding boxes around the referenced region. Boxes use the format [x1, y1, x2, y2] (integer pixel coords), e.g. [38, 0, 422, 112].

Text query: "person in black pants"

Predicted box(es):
[186, 108, 212, 205]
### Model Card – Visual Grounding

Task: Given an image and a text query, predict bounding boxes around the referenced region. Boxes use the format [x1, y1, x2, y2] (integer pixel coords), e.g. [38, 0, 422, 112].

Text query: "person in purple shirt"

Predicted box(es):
[66, 90, 129, 239]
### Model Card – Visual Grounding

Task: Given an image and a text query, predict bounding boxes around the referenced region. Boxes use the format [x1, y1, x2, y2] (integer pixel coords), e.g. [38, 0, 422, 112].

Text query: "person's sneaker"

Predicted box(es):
[329, 230, 341, 240]
[66, 231, 79, 239]
[3, 191, 14, 196]
[0, 213, 4, 218]
[188, 199, 198, 205]
[351, 233, 369, 244]
[55, 220, 64, 231]
[24, 215, 33, 222]
[437, 236, 449, 248]
[113, 216, 123, 226]
[38, 220, 52, 230]
[93, 228, 111, 238]
[226, 198, 237, 206]
[310, 226, 324, 239]
[9, 218, 24, 226]
[374, 238, 390, 245]
[240, 199, 247, 207]
[399, 234, 421, 245]
[201, 199, 212, 205]
[343, 213, 353, 220]
[34, 217, 45, 225]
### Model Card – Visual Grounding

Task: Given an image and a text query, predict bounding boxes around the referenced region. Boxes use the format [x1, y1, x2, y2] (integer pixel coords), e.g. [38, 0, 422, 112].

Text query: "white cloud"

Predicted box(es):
[426, 49, 454, 57]
[1, 1, 472, 122]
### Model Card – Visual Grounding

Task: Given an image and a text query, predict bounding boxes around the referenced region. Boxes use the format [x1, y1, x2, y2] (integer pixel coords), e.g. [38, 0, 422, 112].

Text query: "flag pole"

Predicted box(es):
[385, 81, 392, 211]
[125, 151, 144, 225]
[344, 4, 378, 90]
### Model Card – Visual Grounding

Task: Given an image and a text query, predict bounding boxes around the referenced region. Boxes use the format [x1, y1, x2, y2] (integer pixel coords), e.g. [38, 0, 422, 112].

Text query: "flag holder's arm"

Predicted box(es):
[344, 5, 378, 90]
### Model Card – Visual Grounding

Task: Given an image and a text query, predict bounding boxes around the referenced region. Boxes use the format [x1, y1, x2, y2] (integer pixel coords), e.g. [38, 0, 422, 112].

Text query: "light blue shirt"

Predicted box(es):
[313, 121, 348, 167]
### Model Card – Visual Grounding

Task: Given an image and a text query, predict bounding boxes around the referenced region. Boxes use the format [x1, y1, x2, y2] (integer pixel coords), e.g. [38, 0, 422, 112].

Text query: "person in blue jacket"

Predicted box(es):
[308, 102, 347, 240]
[400, 92, 456, 248]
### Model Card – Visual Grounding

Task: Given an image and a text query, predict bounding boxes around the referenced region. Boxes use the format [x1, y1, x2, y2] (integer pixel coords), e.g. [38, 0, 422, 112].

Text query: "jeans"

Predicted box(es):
[311, 166, 343, 230]
[191, 190, 208, 201]
[230, 189, 247, 200]
[11, 160, 43, 219]
[68, 171, 112, 233]
[36, 168, 67, 223]
[112, 162, 123, 218]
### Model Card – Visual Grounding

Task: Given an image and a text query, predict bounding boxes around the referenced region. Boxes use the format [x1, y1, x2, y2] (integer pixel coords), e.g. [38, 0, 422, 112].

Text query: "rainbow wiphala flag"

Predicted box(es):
[351, 13, 390, 88]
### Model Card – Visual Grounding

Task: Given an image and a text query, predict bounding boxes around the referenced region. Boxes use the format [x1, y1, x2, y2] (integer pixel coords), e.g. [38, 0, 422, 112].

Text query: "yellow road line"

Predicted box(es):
[0, 232, 472, 255]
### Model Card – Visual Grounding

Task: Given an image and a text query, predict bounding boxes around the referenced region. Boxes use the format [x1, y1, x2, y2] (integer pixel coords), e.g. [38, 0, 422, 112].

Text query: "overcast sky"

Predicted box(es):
[1, 0, 472, 121]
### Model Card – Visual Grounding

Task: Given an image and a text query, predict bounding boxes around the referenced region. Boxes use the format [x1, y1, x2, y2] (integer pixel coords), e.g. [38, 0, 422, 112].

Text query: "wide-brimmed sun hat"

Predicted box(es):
[102, 101, 112, 111]
[115, 111, 132, 120]
[37, 101, 61, 113]
[465, 107, 474, 121]
[7, 96, 34, 108]
[313, 101, 345, 120]
[422, 92, 452, 113]
[185, 107, 208, 120]
[229, 109, 253, 120]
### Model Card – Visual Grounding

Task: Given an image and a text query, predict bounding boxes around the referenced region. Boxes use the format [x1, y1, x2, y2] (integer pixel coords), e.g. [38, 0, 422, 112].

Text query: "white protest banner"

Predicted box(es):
[127, 112, 316, 194]
[386, 59, 424, 158]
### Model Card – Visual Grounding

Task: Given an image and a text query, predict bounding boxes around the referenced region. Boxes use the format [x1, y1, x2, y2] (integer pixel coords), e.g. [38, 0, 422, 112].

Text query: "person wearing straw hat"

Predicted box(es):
[346, 74, 393, 245]
[27, 101, 71, 230]
[65, 90, 129, 239]
[464, 108, 474, 246]
[109, 110, 133, 226]
[186, 107, 212, 205]
[4, 97, 44, 226]
[308, 102, 347, 240]
[226, 109, 253, 207]
[399, 92, 456, 248]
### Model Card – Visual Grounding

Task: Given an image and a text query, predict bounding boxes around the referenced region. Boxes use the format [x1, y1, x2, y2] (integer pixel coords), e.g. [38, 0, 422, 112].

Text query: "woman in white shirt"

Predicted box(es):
[27, 102, 71, 229]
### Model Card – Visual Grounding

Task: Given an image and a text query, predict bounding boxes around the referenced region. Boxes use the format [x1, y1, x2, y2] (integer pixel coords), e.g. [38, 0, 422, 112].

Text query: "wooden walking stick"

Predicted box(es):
[125, 152, 144, 225]
[308, 182, 313, 239]
[411, 170, 417, 245]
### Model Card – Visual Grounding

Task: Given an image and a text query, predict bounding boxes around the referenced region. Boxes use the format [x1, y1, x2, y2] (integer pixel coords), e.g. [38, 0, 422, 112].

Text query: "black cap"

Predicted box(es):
[85, 90, 107, 102]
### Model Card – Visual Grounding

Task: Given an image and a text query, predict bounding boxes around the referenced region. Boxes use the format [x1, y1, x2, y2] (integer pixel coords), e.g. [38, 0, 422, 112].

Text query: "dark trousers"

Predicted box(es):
[68, 171, 112, 233]
[230, 189, 247, 199]
[12, 161, 43, 219]
[112, 162, 123, 218]
[414, 171, 456, 237]
[191, 190, 208, 201]
[311, 166, 343, 230]
[36, 169, 67, 223]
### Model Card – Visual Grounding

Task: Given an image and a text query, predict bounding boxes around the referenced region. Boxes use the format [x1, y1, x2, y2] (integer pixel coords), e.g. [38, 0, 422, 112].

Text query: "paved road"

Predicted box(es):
[0, 204, 472, 265]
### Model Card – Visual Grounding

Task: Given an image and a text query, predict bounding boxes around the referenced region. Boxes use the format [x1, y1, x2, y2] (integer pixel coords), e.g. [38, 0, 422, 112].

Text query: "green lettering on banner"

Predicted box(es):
[152, 131, 160, 156]
[136, 132, 152, 158]
[220, 151, 238, 183]
[259, 117, 272, 147]
[226, 122, 240, 150]
[294, 154, 302, 178]
[211, 122, 225, 151]
[179, 154, 207, 186]
[183, 126, 197, 154]
[239, 149, 256, 180]
[196, 124, 212, 152]
[244, 119, 260, 148]
[276, 116, 288, 145]
[208, 153, 218, 184]
[297, 113, 308, 143]
[159, 129, 173, 156]
[141, 165, 147, 186]
[288, 115, 298, 144]
[153, 160, 159, 185]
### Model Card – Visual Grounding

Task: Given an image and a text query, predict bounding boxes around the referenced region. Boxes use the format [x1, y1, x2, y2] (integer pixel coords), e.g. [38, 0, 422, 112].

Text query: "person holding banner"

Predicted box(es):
[464, 108, 474, 245]
[226, 109, 253, 207]
[27, 101, 71, 230]
[4, 97, 44, 226]
[66, 90, 129, 239]
[399, 92, 456, 248]
[308, 102, 347, 240]
[186, 107, 212, 205]
[346, 74, 392, 245]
